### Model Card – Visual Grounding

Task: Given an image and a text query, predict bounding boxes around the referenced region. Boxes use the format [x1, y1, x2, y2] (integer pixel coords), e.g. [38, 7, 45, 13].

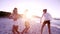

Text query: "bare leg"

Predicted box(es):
[21, 21, 30, 34]
[12, 30, 16, 34]
[25, 27, 30, 33]
[16, 30, 20, 34]
[48, 22, 51, 34]
[12, 28, 16, 34]
[21, 28, 26, 34]
[12, 25, 16, 34]
[15, 26, 20, 34]
[22, 27, 30, 34]
[41, 22, 46, 34]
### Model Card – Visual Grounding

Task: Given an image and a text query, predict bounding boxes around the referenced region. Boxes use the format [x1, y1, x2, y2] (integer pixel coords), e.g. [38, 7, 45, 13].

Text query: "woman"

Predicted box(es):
[9, 8, 20, 34]
[21, 9, 30, 34]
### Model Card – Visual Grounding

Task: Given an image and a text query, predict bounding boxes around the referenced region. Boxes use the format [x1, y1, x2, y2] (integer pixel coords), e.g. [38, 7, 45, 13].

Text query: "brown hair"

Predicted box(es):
[43, 9, 47, 13]
[13, 8, 18, 14]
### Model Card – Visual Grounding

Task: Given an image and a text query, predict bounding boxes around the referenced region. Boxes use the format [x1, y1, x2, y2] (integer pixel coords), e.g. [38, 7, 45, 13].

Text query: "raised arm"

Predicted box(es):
[9, 13, 13, 19]
[40, 14, 44, 23]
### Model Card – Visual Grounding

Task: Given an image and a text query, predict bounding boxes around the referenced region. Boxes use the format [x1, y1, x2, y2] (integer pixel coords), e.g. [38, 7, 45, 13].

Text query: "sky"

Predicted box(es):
[0, 0, 60, 18]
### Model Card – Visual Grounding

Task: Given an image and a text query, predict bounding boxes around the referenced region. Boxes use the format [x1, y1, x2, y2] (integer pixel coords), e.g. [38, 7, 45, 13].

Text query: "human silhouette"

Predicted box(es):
[21, 9, 30, 34]
[9, 8, 20, 34]
[40, 9, 52, 34]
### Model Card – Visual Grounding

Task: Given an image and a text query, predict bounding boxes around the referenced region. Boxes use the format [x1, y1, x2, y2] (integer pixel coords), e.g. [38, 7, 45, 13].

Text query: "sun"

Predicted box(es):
[26, 11, 33, 19]
[23, 9, 33, 19]
[17, 2, 43, 19]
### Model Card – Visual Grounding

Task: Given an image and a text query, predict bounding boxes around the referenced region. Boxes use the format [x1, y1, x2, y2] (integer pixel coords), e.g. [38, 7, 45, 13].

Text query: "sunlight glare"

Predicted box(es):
[16, 2, 43, 19]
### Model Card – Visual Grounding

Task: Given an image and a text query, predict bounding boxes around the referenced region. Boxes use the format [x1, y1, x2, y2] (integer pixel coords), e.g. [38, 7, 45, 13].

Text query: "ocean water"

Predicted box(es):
[0, 18, 60, 34]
